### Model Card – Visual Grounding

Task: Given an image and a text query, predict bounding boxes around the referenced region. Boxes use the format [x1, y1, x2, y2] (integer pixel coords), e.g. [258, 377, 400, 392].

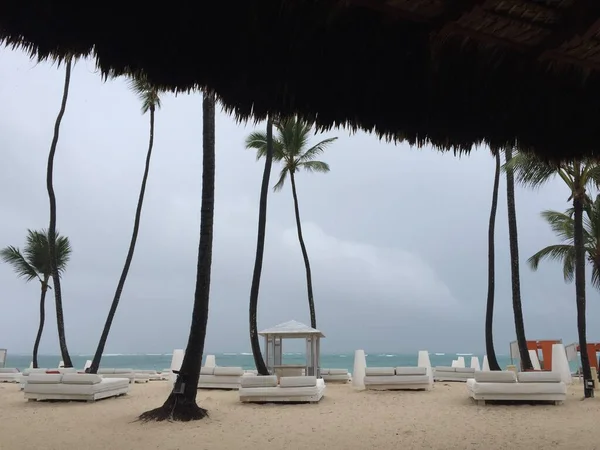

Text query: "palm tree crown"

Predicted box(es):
[128, 76, 161, 114]
[245, 117, 337, 190]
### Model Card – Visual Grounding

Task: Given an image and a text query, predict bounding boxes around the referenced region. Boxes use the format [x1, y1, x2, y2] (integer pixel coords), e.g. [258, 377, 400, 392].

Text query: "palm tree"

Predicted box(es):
[1, 230, 71, 368]
[247, 117, 274, 375]
[506, 152, 600, 398]
[504, 147, 534, 372]
[88, 76, 161, 374]
[140, 91, 215, 422]
[47, 56, 74, 368]
[245, 117, 337, 329]
[528, 195, 600, 288]
[485, 152, 502, 371]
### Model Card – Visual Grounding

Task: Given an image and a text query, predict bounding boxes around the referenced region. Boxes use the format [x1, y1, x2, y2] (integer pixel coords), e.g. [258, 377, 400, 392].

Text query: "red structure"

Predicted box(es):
[510, 339, 562, 371]
[575, 344, 600, 370]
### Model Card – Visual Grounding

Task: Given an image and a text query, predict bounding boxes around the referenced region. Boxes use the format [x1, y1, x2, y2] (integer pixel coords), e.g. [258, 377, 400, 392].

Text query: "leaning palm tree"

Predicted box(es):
[140, 91, 215, 422]
[47, 56, 74, 368]
[504, 147, 534, 372]
[529, 195, 600, 289]
[506, 151, 600, 398]
[1, 230, 71, 368]
[88, 76, 161, 374]
[485, 151, 502, 371]
[246, 117, 337, 329]
[247, 117, 274, 376]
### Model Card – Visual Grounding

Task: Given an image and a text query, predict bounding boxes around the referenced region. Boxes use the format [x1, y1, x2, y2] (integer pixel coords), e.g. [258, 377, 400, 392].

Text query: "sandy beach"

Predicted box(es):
[1, 381, 599, 450]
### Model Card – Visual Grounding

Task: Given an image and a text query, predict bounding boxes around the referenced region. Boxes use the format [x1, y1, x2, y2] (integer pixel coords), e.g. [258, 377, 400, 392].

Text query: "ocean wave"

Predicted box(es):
[456, 353, 473, 356]
[435, 353, 445, 356]
[223, 353, 237, 356]
[240, 352, 252, 356]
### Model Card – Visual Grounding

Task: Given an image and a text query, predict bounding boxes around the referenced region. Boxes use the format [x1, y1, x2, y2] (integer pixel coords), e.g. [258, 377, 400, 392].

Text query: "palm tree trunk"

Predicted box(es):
[249, 117, 273, 375]
[504, 147, 533, 371]
[573, 165, 594, 398]
[289, 171, 317, 329]
[89, 105, 156, 374]
[485, 152, 502, 371]
[32, 277, 49, 369]
[139, 92, 215, 422]
[47, 57, 73, 368]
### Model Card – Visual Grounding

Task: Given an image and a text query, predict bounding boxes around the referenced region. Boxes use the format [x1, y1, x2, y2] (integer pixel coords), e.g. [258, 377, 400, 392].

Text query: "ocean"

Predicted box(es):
[3, 352, 582, 372]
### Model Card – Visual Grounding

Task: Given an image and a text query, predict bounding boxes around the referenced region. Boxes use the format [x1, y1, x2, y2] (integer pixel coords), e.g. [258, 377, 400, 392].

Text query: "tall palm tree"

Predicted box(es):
[246, 117, 337, 329]
[528, 195, 600, 288]
[506, 152, 600, 398]
[88, 76, 161, 374]
[1, 230, 71, 368]
[47, 56, 74, 368]
[485, 152, 502, 371]
[247, 117, 274, 375]
[140, 91, 215, 422]
[504, 147, 534, 371]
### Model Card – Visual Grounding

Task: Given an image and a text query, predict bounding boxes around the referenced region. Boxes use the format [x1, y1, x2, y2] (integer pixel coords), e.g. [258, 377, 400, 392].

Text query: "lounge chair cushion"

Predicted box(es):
[200, 367, 214, 375]
[61, 374, 102, 385]
[0, 368, 19, 373]
[364, 375, 430, 385]
[517, 372, 562, 383]
[320, 369, 330, 375]
[435, 366, 456, 372]
[365, 367, 395, 376]
[328, 369, 348, 375]
[240, 375, 278, 388]
[474, 371, 517, 383]
[279, 376, 317, 388]
[214, 367, 244, 376]
[27, 374, 63, 384]
[97, 368, 116, 374]
[455, 367, 476, 374]
[395, 367, 426, 376]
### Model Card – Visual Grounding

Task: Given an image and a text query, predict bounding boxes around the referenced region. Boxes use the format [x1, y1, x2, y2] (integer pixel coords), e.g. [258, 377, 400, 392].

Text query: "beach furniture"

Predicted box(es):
[466, 370, 566, 405]
[433, 366, 476, 382]
[321, 368, 351, 383]
[198, 366, 245, 389]
[24, 372, 130, 402]
[363, 366, 432, 391]
[352, 349, 367, 389]
[96, 368, 149, 383]
[0, 368, 21, 383]
[0, 349, 6, 368]
[239, 375, 325, 403]
[136, 370, 162, 381]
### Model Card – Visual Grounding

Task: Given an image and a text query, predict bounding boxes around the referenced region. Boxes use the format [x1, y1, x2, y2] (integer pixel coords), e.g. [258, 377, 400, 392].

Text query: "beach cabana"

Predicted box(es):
[259, 320, 323, 378]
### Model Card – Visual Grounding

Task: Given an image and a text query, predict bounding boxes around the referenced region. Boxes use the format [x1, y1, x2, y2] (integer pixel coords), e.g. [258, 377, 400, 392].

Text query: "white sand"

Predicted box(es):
[1, 381, 598, 450]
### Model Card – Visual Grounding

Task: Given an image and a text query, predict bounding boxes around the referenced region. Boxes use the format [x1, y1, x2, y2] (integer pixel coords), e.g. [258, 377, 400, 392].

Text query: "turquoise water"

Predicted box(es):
[3, 352, 582, 372]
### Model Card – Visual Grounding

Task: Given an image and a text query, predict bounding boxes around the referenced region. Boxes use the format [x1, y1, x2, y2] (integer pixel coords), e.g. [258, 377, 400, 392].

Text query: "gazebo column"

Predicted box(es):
[274, 336, 282, 366]
[316, 336, 321, 378]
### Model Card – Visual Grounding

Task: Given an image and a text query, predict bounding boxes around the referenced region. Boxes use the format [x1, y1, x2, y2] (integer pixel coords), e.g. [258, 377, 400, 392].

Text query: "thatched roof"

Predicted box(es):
[2, 1, 600, 159]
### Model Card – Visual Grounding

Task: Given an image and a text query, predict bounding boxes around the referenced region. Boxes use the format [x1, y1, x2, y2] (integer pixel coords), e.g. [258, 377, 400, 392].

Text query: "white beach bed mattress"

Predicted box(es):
[364, 367, 431, 390]
[321, 368, 350, 381]
[24, 373, 130, 402]
[434, 366, 475, 381]
[466, 371, 566, 402]
[198, 366, 245, 389]
[239, 375, 325, 402]
[0, 368, 21, 382]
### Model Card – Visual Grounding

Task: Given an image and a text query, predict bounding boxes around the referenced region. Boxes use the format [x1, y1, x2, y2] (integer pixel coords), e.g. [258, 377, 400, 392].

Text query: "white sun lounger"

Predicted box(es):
[199, 366, 245, 389]
[321, 368, 351, 383]
[96, 368, 149, 383]
[466, 370, 566, 405]
[24, 373, 130, 402]
[0, 368, 21, 383]
[136, 370, 162, 381]
[239, 375, 325, 403]
[364, 367, 432, 391]
[434, 366, 476, 382]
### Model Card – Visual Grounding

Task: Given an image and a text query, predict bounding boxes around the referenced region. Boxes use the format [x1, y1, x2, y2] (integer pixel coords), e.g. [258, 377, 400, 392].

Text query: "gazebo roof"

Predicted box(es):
[3, 1, 600, 158]
[259, 320, 325, 338]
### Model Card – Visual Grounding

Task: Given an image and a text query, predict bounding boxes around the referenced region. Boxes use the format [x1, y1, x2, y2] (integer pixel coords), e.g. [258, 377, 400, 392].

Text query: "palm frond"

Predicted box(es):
[55, 235, 72, 275]
[582, 163, 600, 189]
[539, 210, 575, 244]
[299, 137, 338, 163]
[527, 244, 575, 283]
[592, 263, 600, 291]
[0, 245, 39, 282]
[299, 160, 330, 173]
[128, 76, 161, 114]
[273, 167, 288, 192]
[503, 151, 558, 188]
[245, 131, 285, 161]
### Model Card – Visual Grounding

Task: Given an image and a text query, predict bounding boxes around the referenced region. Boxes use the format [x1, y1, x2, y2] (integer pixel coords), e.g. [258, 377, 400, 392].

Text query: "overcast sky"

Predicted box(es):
[0, 47, 598, 357]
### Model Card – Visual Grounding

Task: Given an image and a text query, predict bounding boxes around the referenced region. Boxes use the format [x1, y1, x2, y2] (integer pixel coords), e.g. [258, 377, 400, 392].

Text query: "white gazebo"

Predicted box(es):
[259, 320, 324, 378]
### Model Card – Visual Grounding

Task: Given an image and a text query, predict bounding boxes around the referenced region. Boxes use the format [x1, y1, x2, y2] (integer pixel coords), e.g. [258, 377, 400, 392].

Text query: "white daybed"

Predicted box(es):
[0, 368, 21, 383]
[466, 370, 566, 405]
[24, 373, 130, 402]
[97, 368, 149, 383]
[136, 369, 162, 381]
[198, 366, 245, 389]
[434, 366, 475, 382]
[20, 368, 77, 389]
[239, 375, 325, 403]
[321, 368, 351, 383]
[364, 367, 432, 391]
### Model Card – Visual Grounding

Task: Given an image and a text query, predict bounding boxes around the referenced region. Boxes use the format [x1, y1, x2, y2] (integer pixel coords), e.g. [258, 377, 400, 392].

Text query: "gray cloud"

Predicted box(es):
[1, 48, 599, 359]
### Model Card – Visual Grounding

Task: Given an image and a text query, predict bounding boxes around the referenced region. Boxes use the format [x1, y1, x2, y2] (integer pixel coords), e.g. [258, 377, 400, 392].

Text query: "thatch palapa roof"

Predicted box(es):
[2, 1, 600, 159]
